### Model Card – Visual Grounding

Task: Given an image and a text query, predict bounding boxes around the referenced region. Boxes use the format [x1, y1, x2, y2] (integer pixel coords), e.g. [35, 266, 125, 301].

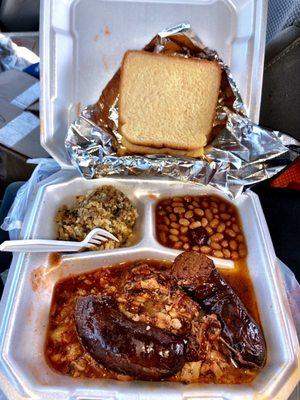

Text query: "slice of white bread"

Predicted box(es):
[121, 136, 204, 158]
[119, 51, 221, 151]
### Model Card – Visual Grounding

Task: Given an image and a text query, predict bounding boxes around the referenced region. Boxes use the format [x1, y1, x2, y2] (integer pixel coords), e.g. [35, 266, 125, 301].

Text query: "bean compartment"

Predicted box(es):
[156, 195, 247, 260]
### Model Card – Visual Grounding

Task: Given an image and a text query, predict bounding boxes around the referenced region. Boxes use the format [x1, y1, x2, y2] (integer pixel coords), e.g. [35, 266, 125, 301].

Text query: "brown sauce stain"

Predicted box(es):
[148, 193, 158, 200]
[27, 303, 33, 323]
[94, 33, 100, 42]
[75, 102, 81, 117]
[29, 364, 51, 385]
[104, 25, 111, 36]
[31, 266, 47, 292]
[49, 252, 62, 267]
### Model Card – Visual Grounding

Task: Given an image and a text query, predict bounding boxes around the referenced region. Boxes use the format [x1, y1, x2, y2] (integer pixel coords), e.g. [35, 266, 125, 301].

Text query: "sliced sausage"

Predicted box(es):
[75, 295, 186, 380]
[172, 251, 266, 368]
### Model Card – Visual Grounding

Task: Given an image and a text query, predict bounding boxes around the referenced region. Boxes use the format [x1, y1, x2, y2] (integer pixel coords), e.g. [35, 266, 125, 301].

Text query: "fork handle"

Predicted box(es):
[0, 239, 82, 253]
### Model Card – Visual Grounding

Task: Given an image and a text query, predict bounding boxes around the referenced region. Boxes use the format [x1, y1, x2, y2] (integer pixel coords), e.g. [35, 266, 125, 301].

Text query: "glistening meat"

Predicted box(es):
[172, 251, 266, 368]
[75, 295, 187, 380]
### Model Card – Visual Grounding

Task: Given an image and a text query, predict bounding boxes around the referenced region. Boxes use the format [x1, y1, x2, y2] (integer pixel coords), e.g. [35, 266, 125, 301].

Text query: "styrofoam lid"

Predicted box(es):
[40, 0, 266, 167]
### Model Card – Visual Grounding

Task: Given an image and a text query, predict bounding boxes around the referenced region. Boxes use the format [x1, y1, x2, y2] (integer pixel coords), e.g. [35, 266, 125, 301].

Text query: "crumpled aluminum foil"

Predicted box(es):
[65, 23, 299, 198]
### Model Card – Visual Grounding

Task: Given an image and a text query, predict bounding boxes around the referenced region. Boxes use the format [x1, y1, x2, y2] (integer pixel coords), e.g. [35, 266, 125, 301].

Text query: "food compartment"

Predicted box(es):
[155, 194, 247, 261]
[45, 254, 263, 384]
[28, 177, 147, 250]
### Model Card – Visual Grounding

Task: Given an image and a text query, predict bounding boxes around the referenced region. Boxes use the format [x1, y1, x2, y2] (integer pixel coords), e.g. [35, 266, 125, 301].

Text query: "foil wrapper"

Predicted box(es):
[65, 23, 299, 198]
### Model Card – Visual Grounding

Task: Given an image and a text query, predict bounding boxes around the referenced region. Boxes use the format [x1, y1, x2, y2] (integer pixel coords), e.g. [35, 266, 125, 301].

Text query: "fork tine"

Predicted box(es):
[89, 238, 103, 245]
[93, 229, 119, 242]
[93, 234, 108, 242]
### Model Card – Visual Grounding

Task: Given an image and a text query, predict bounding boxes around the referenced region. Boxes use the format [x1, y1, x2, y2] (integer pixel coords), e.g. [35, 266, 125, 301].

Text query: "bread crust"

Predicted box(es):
[120, 136, 204, 158]
[119, 51, 221, 151]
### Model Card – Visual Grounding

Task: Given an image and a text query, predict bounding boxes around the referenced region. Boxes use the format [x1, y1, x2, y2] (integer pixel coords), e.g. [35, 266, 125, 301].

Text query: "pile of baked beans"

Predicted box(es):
[156, 195, 247, 260]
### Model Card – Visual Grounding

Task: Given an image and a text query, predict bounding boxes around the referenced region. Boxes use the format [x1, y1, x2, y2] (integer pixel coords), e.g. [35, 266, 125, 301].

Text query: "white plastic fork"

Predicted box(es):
[0, 228, 119, 253]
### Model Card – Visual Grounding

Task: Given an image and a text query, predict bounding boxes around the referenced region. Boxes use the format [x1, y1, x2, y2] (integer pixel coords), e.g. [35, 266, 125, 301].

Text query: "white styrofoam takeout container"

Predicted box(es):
[1, 0, 299, 398]
[0, 172, 299, 400]
[40, 0, 268, 168]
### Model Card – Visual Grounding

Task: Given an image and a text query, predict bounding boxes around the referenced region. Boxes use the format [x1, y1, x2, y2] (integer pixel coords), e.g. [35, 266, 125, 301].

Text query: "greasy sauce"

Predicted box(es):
[221, 259, 260, 324]
[45, 258, 262, 383]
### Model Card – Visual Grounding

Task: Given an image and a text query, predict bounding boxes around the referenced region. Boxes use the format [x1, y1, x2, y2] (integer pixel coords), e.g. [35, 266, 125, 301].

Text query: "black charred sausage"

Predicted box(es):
[172, 251, 266, 368]
[75, 295, 186, 380]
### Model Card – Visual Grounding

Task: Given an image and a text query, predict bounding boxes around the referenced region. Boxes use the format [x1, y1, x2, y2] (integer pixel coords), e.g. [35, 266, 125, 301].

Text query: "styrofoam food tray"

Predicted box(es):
[0, 171, 299, 399]
[40, 0, 267, 168]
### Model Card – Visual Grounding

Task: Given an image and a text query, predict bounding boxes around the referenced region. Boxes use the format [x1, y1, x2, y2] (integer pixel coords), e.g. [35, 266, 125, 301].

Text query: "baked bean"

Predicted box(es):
[171, 222, 180, 229]
[226, 229, 236, 238]
[220, 203, 226, 212]
[223, 248, 231, 259]
[158, 224, 168, 232]
[163, 216, 170, 226]
[217, 222, 226, 233]
[229, 240, 238, 250]
[231, 251, 239, 260]
[180, 226, 188, 234]
[159, 232, 167, 244]
[187, 205, 194, 211]
[202, 201, 209, 208]
[169, 235, 178, 242]
[184, 196, 192, 202]
[194, 208, 204, 217]
[205, 209, 213, 221]
[172, 202, 184, 207]
[179, 218, 189, 226]
[190, 221, 202, 229]
[211, 242, 222, 250]
[213, 250, 224, 258]
[174, 207, 185, 214]
[221, 240, 229, 248]
[184, 210, 194, 219]
[212, 208, 219, 214]
[173, 197, 182, 201]
[192, 201, 200, 207]
[201, 217, 208, 227]
[192, 245, 200, 251]
[210, 218, 219, 228]
[211, 233, 224, 242]
[158, 210, 166, 216]
[206, 226, 213, 235]
[220, 213, 230, 221]
[166, 206, 172, 212]
[226, 221, 231, 226]
[170, 228, 179, 235]
[211, 201, 218, 208]
[200, 245, 211, 254]
[237, 234, 244, 242]
[183, 243, 190, 250]
[169, 213, 177, 222]
[232, 223, 240, 233]
[173, 241, 183, 249]
[179, 235, 188, 243]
